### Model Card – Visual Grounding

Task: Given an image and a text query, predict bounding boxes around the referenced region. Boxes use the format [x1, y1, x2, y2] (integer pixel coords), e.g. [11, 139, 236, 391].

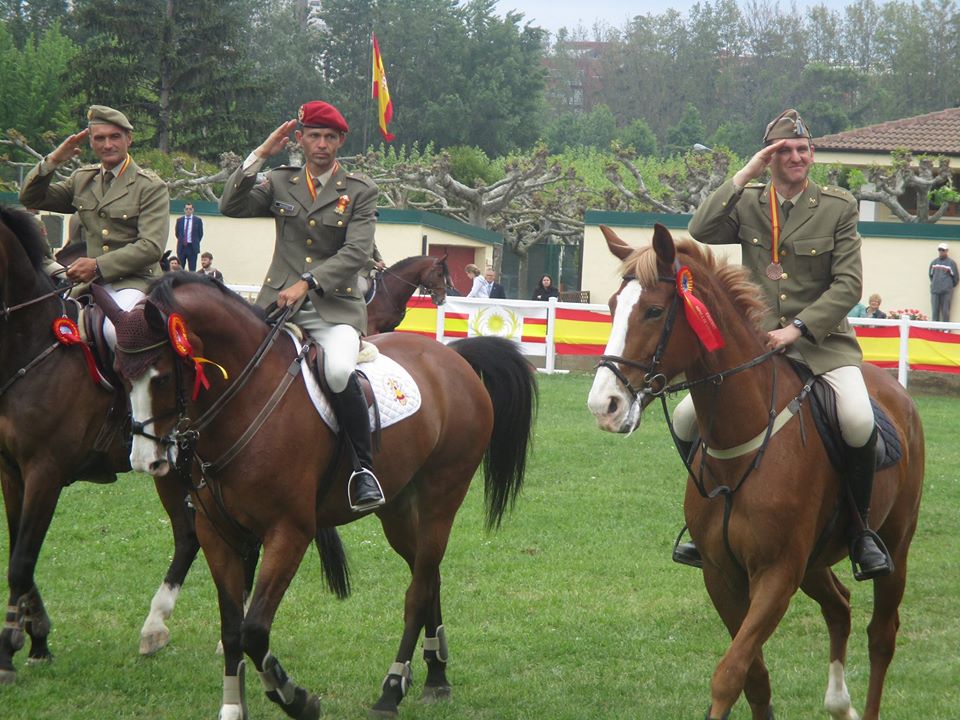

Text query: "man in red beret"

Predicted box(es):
[220, 101, 384, 513]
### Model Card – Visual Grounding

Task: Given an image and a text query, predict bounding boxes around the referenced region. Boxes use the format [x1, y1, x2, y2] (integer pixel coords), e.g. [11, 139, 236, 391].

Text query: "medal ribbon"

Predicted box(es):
[676, 267, 724, 352]
[103, 154, 131, 182]
[52, 317, 101, 384]
[304, 160, 339, 202]
[768, 180, 807, 268]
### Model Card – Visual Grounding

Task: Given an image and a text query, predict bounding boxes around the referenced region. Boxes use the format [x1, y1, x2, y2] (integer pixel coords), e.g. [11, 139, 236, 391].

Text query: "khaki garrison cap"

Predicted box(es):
[87, 105, 133, 131]
[762, 109, 811, 144]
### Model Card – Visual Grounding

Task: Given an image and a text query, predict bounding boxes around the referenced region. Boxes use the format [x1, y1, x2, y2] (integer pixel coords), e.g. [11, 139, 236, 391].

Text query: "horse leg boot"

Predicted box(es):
[846, 427, 893, 581]
[330, 372, 385, 512]
[672, 437, 703, 568]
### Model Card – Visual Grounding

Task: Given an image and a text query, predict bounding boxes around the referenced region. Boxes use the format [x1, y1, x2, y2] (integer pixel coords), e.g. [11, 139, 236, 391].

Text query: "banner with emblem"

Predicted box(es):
[371, 33, 395, 142]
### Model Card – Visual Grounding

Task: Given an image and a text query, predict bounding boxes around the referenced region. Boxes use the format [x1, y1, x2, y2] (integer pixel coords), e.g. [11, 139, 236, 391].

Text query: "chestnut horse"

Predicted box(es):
[0, 207, 201, 684]
[366, 254, 451, 335]
[101, 272, 536, 719]
[587, 225, 923, 720]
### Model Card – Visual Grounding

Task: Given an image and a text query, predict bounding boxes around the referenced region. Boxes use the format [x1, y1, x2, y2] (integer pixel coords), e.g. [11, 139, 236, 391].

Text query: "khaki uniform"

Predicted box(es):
[19, 157, 168, 292]
[219, 163, 376, 334]
[688, 177, 863, 375]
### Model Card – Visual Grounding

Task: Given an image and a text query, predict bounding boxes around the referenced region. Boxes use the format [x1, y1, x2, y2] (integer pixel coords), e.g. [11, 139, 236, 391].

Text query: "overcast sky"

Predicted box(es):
[495, 0, 856, 35]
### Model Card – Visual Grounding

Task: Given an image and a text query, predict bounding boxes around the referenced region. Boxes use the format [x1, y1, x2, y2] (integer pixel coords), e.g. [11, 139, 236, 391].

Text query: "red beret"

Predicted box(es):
[298, 101, 349, 133]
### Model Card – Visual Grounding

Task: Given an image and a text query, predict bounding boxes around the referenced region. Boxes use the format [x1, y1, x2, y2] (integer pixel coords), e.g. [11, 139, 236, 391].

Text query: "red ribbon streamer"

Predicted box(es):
[167, 313, 210, 401]
[676, 267, 725, 352]
[52, 317, 102, 384]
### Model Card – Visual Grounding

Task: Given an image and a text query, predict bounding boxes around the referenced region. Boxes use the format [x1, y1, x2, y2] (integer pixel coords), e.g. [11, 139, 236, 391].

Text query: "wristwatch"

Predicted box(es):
[792, 318, 811, 339]
[300, 272, 318, 291]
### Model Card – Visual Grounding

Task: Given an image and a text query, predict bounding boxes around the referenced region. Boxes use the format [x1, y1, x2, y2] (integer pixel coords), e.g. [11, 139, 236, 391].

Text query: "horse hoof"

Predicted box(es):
[139, 627, 171, 656]
[25, 654, 53, 667]
[368, 709, 399, 719]
[0, 668, 17, 685]
[420, 684, 452, 704]
[298, 693, 321, 720]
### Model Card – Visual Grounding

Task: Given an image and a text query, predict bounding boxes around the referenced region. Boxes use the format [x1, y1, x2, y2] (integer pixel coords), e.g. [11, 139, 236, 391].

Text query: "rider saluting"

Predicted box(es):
[675, 109, 892, 581]
[219, 100, 385, 513]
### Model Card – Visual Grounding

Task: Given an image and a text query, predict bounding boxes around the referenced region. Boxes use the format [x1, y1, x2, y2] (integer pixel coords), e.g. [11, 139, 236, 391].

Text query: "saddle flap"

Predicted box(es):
[76, 302, 120, 390]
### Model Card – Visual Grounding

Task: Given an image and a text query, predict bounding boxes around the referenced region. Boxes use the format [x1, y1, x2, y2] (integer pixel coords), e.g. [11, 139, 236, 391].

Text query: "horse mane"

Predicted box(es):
[390, 255, 435, 272]
[0, 205, 55, 286]
[148, 272, 267, 322]
[620, 238, 770, 331]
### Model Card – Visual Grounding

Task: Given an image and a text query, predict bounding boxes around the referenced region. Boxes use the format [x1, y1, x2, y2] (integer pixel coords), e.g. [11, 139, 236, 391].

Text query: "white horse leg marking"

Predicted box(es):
[129, 369, 169, 475]
[823, 659, 860, 720]
[218, 660, 247, 720]
[587, 280, 644, 433]
[139, 581, 180, 656]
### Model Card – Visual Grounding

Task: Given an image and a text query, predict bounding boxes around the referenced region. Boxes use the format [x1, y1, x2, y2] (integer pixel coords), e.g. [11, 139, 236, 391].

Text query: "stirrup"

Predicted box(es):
[849, 529, 893, 581]
[347, 468, 385, 513]
[672, 525, 703, 569]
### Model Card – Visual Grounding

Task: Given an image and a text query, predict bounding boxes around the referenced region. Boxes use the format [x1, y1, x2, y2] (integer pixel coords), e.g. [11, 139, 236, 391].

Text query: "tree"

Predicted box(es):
[664, 103, 707, 157]
[0, 0, 71, 49]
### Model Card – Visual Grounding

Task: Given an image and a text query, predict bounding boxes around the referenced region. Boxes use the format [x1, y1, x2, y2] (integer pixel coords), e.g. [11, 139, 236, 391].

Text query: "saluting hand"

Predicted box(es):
[733, 139, 788, 187]
[48, 129, 90, 166]
[255, 120, 298, 159]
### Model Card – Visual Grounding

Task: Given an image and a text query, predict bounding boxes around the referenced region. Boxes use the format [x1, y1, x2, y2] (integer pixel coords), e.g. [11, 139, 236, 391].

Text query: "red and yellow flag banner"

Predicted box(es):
[371, 33, 395, 142]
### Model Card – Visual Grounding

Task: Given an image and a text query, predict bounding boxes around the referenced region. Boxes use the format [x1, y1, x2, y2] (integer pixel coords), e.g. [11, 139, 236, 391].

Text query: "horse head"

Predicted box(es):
[587, 224, 724, 433]
[420, 254, 449, 306]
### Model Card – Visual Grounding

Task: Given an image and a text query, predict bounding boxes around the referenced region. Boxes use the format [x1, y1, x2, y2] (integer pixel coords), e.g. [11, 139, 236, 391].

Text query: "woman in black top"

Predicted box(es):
[532, 274, 560, 301]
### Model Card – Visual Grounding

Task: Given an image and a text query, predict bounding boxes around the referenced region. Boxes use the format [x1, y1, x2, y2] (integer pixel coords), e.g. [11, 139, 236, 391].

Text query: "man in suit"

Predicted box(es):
[220, 100, 384, 513]
[175, 203, 204, 271]
[673, 109, 891, 581]
[19, 104, 168, 348]
[484, 267, 506, 299]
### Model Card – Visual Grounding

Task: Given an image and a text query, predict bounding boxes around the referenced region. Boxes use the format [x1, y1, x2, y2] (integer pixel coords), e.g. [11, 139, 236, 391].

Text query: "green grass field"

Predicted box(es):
[1, 372, 957, 719]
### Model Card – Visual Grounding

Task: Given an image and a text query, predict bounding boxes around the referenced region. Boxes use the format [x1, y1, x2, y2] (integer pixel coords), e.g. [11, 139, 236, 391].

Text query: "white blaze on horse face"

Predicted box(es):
[587, 279, 644, 433]
[129, 368, 169, 475]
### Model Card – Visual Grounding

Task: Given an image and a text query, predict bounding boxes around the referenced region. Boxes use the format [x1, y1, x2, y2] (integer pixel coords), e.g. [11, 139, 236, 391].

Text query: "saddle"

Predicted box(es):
[789, 360, 902, 472]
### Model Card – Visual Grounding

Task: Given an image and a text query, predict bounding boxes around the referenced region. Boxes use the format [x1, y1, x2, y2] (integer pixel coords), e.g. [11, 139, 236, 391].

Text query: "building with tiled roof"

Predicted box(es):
[812, 108, 960, 222]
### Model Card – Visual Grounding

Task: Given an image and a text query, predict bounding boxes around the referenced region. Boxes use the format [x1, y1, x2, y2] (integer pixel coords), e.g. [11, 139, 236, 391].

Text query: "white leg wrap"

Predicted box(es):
[823, 660, 860, 720]
[259, 652, 295, 705]
[382, 661, 413, 697]
[219, 660, 246, 720]
[423, 625, 449, 662]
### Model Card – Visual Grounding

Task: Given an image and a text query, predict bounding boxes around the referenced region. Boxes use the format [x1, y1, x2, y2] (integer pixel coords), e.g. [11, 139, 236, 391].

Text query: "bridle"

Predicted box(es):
[378, 260, 448, 310]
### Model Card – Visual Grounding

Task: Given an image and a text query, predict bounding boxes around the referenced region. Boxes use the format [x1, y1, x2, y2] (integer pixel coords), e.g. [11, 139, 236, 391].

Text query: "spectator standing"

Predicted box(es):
[532, 274, 560, 301]
[485, 267, 506, 299]
[929, 242, 958, 322]
[466, 263, 487, 297]
[198, 251, 223, 281]
[175, 202, 204, 271]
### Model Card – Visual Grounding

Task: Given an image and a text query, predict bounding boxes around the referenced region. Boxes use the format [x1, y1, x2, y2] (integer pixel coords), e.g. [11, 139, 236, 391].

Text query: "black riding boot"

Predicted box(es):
[672, 437, 703, 569]
[846, 427, 893, 581]
[330, 372, 385, 513]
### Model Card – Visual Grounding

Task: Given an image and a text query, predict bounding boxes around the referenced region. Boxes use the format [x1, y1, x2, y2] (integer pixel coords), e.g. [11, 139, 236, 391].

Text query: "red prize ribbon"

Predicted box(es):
[167, 314, 209, 401]
[676, 267, 725, 352]
[52, 317, 101, 384]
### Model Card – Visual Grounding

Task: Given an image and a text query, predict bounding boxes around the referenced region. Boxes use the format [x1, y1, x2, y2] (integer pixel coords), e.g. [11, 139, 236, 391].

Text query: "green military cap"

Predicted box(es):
[762, 109, 811, 143]
[87, 105, 133, 131]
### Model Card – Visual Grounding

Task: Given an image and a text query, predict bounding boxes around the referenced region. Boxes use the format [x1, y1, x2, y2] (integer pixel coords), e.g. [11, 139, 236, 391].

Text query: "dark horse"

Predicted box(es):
[0, 207, 201, 684]
[587, 225, 923, 720]
[100, 272, 536, 719]
[365, 254, 451, 335]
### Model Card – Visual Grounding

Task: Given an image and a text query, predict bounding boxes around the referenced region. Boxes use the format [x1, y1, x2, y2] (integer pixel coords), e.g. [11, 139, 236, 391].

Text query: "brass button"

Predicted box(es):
[122, 214, 127, 219]
[266, 277, 272, 283]
[306, 239, 313, 246]
[102, 244, 109, 252]
[337, 220, 343, 226]
[780, 316, 786, 323]
[101, 228, 109, 237]
[309, 219, 316, 227]
[305, 256, 312, 263]
[810, 249, 817, 255]
[280, 208, 286, 215]
[781, 272, 789, 279]
[77, 204, 83, 209]
[780, 294, 787, 300]
[99, 211, 106, 217]
[346, 287, 352, 294]
[752, 238, 758, 244]
[781, 249, 787, 256]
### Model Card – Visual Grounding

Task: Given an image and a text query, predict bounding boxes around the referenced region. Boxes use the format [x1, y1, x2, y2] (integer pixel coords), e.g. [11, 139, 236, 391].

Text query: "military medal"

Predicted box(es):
[765, 262, 783, 280]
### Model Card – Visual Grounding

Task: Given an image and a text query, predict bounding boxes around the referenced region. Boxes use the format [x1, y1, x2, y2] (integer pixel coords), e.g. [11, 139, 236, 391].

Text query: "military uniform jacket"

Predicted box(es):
[687, 177, 863, 375]
[19, 157, 168, 292]
[219, 163, 377, 334]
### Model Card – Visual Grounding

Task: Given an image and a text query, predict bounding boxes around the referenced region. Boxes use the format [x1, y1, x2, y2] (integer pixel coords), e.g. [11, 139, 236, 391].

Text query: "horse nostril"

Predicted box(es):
[607, 397, 619, 415]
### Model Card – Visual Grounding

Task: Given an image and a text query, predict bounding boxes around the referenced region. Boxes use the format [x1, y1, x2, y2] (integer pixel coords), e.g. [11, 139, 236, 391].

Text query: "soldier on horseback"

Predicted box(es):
[220, 100, 385, 513]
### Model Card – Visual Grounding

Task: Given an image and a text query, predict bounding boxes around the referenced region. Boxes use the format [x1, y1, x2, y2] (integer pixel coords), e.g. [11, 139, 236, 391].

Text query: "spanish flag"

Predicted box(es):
[371, 33, 395, 142]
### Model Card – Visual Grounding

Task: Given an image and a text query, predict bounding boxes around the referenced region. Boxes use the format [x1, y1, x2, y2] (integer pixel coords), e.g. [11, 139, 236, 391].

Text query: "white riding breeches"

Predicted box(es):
[103, 285, 146, 351]
[294, 299, 360, 394]
[672, 364, 875, 449]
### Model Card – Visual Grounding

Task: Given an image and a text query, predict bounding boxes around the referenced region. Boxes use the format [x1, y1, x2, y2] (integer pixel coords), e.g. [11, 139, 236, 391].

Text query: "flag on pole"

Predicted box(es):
[371, 33, 395, 142]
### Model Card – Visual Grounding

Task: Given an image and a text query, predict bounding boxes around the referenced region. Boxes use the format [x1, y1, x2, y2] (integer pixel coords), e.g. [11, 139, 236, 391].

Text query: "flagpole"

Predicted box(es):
[362, 31, 374, 151]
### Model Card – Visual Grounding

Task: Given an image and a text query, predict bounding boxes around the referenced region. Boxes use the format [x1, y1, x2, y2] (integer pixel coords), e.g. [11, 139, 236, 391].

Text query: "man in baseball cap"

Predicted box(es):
[19, 104, 168, 348]
[930, 242, 958, 321]
[220, 102, 385, 512]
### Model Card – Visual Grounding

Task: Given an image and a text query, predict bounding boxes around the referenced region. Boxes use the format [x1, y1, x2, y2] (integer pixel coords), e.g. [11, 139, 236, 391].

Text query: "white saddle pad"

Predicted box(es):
[286, 331, 421, 431]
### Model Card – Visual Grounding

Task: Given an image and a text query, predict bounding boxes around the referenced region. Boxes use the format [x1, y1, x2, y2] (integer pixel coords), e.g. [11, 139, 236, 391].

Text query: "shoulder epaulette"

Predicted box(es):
[75, 164, 100, 173]
[269, 165, 301, 174]
[136, 167, 163, 182]
[345, 172, 376, 188]
[744, 181, 765, 189]
[820, 185, 856, 202]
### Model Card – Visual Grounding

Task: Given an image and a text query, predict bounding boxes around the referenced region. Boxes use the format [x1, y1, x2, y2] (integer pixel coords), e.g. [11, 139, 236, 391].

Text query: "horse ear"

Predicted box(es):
[91, 284, 127, 325]
[599, 225, 633, 261]
[651, 224, 676, 272]
[143, 299, 167, 333]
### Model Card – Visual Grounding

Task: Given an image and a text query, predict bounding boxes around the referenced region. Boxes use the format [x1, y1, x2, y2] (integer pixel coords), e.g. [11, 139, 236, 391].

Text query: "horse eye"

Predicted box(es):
[644, 306, 664, 320]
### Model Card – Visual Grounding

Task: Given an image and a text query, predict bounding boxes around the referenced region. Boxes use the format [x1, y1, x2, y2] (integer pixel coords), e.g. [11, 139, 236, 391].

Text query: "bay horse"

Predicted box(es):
[587, 224, 923, 720]
[365, 254, 451, 335]
[100, 272, 536, 719]
[0, 207, 201, 684]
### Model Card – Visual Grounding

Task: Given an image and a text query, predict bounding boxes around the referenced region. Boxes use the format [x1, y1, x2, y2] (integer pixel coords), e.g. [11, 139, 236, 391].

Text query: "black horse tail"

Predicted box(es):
[451, 336, 538, 530]
[315, 526, 351, 599]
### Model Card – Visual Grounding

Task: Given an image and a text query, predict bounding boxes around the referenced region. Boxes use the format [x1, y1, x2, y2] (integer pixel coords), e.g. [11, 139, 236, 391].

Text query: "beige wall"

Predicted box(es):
[583, 223, 952, 320]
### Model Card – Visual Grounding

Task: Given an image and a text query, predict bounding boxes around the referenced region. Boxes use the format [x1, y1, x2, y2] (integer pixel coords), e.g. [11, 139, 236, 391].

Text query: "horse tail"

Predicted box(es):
[450, 336, 538, 530]
[314, 526, 351, 599]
